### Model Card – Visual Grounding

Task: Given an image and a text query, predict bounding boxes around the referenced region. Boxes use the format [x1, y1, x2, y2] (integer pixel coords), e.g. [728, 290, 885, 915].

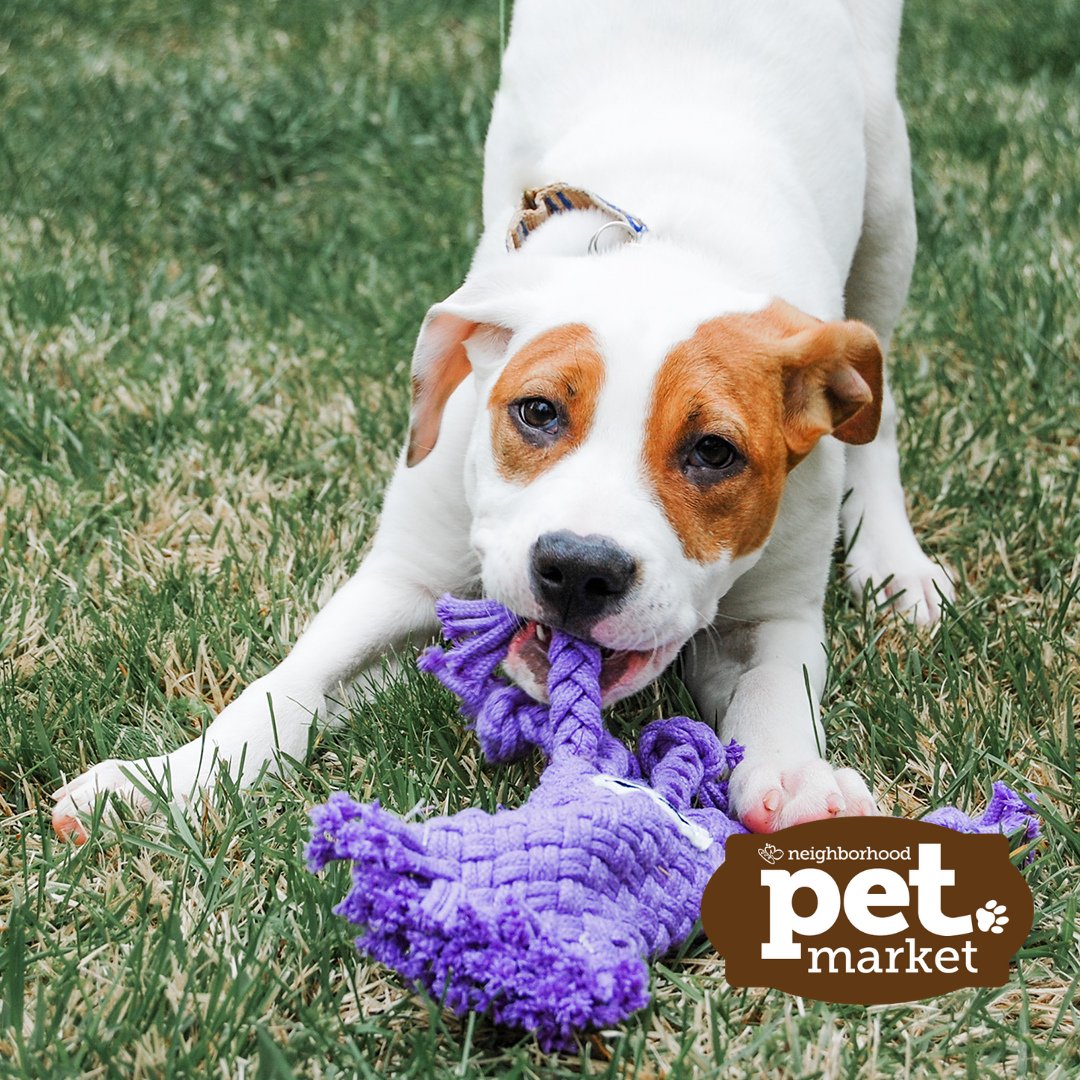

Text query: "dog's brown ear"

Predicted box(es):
[407, 297, 512, 467]
[776, 307, 883, 460]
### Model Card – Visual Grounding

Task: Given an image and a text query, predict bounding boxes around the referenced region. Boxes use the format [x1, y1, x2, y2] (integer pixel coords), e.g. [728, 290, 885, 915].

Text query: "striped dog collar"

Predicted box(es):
[505, 183, 648, 252]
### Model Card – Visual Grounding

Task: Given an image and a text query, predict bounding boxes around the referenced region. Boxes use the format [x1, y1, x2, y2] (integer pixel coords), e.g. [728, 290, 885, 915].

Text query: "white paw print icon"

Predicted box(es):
[975, 900, 1010, 933]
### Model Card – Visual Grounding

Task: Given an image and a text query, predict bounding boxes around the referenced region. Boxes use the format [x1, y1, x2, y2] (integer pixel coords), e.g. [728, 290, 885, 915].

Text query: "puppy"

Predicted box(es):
[53, 0, 953, 839]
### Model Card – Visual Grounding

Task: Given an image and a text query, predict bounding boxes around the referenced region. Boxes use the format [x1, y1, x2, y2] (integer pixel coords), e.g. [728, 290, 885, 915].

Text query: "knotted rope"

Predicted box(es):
[309, 594, 1041, 1050]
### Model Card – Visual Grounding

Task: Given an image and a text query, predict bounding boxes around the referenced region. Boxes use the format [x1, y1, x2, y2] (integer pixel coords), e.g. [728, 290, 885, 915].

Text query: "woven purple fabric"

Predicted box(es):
[923, 781, 1040, 850]
[308, 595, 1040, 1049]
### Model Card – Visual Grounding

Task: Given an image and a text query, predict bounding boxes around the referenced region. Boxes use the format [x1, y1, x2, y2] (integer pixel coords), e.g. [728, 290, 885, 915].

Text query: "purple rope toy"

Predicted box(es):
[307, 596, 1039, 1049]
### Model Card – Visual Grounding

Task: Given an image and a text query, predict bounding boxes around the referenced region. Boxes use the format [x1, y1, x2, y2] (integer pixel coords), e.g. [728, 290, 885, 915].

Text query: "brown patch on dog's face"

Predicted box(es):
[645, 301, 882, 563]
[488, 324, 605, 484]
[645, 316, 789, 564]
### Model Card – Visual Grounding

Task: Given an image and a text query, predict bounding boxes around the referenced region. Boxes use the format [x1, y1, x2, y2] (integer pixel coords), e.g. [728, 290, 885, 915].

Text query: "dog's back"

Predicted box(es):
[479, 0, 901, 309]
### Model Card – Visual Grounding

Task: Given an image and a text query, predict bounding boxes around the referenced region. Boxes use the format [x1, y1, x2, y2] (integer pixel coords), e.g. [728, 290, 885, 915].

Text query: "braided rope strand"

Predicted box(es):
[310, 594, 1041, 1050]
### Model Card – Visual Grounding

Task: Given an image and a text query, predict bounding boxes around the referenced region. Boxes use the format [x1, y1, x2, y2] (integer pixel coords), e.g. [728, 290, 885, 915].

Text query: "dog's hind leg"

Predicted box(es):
[840, 72, 954, 625]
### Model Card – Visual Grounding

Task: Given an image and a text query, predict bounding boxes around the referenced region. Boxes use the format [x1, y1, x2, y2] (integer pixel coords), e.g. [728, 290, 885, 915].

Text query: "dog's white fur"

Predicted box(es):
[53, 0, 953, 837]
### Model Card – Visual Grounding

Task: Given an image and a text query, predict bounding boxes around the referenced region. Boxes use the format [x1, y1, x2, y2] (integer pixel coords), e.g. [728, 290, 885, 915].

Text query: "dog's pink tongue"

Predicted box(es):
[507, 620, 551, 685]
[506, 618, 653, 700]
[600, 648, 649, 695]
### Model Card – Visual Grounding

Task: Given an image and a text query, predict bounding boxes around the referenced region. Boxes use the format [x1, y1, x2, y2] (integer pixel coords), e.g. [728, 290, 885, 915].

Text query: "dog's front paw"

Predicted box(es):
[730, 757, 878, 833]
[51, 757, 167, 844]
[846, 541, 955, 626]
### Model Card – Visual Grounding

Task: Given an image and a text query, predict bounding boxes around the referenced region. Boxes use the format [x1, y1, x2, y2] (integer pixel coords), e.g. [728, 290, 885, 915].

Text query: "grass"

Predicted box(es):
[0, 0, 1077, 1075]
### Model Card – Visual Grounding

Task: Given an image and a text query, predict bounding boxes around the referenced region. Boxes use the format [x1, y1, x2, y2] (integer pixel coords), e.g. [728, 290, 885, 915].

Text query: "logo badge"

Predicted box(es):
[701, 817, 1033, 1004]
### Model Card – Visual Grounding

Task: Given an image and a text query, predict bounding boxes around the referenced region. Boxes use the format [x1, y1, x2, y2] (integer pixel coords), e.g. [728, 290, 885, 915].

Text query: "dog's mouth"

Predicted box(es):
[505, 620, 680, 704]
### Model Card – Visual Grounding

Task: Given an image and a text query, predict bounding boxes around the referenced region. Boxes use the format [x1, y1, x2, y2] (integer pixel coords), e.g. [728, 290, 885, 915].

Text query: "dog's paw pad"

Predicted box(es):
[50, 759, 153, 842]
[52, 815, 89, 845]
[731, 759, 878, 833]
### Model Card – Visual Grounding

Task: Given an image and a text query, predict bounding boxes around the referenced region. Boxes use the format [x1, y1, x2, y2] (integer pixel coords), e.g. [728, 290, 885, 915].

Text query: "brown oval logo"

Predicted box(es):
[701, 817, 1033, 1004]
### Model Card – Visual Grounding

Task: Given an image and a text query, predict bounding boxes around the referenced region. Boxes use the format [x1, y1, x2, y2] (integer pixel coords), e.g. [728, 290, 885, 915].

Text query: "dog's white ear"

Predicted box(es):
[407, 287, 514, 467]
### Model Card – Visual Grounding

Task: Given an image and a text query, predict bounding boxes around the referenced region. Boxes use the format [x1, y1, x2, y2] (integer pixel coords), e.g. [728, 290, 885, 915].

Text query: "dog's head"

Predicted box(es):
[406, 244, 882, 704]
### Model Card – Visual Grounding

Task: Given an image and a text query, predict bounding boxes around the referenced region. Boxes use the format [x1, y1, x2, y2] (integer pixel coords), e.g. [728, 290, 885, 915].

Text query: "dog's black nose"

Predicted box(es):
[530, 531, 638, 627]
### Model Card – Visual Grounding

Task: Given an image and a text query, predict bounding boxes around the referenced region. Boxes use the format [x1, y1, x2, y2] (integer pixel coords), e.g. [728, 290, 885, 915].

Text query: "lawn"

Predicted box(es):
[1, 1, 1077, 1076]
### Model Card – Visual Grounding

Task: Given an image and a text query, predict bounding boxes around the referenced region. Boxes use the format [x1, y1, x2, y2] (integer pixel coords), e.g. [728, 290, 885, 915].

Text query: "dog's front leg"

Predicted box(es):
[681, 448, 878, 834]
[683, 611, 877, 833]
[51, 403, 477, 838]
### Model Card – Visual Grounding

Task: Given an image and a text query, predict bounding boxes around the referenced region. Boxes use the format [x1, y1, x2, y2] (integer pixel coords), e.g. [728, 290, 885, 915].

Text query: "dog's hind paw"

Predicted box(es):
[846, 546, 955, 626]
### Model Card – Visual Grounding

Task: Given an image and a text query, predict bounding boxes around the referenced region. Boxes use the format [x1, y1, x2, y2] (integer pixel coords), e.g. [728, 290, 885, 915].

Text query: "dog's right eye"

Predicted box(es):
[517, 398, 560, 434]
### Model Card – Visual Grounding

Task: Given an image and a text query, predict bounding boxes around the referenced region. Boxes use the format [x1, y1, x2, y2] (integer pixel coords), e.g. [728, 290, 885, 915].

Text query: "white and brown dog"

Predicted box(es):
[53, 0, 953, 839]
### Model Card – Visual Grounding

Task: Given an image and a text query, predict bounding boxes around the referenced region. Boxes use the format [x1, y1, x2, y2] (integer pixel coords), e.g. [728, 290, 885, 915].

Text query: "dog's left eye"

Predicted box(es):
[686, 435, 740, 473]
[517, 398, 560, 433]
